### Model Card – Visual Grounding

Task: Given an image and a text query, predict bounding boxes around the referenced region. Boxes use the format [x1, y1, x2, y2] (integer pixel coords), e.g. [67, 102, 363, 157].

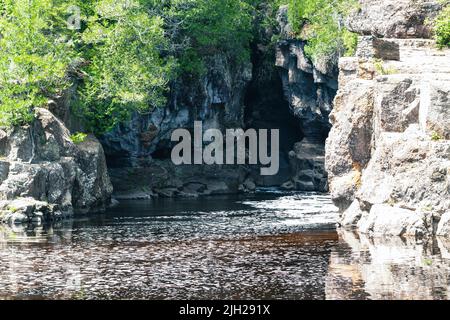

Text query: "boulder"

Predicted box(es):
[0, 108, 113, 224]
[347, 0, 442, 38]
[356, 36, 400, 61]
[437, 211, 450, 237]
[420, 78, 450, 140]
[357, 204, 428, 237]
[289, 139, 328, 192]
[0, 197, 60, 225]
[340, 200, 364, 228]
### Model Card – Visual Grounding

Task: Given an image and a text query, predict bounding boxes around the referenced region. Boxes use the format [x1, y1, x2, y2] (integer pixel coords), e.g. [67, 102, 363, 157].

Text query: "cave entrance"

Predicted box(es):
[244, 46, 304, 187]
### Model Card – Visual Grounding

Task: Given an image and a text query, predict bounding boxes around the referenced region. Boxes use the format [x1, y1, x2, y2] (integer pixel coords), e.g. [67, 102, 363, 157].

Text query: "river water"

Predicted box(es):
[0, 190, 449, 300]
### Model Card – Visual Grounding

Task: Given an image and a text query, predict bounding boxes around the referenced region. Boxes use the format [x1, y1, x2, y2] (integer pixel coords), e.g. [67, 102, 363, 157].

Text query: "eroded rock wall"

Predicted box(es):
[100, 54, 254, 199]
[101, 5, 338, 198]
[275, 6, 338, 192]
[326, 1, 450, 237]
[348, 0, 443, 39]
[0, 109, 113, 224]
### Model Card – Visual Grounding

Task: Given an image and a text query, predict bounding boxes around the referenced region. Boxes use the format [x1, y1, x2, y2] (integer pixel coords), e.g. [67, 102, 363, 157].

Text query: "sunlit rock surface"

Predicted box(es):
[326, 1, 450, 237]
[0, 108, 113, 224]
[347, 0, 442, 39]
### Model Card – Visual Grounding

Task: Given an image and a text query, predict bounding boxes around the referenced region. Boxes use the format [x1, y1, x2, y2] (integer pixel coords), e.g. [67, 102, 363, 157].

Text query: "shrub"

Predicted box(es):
[431, 131, 443, 141]
[286, 0, 359, 63]
[70, 132, 88, 144]
[373, 59, 398, 75]
[0, 0, 77, 127]
[435, 5, 450, 48]
[76, 0, 176, 134]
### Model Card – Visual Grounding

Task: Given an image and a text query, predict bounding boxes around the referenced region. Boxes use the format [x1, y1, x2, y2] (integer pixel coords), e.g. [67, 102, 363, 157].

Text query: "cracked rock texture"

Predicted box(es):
[0, 108, 113, 224]
[275, 5, 338, 192]
[326, 2, 449, 237]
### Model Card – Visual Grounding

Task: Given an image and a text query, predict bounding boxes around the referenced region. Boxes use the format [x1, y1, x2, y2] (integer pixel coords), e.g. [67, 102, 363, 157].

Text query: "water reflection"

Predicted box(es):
[1, 193, 450, 300]
[326, 230, 450, 300]
[0, 192, 339, 300]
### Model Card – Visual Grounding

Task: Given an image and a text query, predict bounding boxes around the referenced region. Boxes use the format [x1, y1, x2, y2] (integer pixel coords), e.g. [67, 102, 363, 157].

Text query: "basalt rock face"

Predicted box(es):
[101, 55, 254, 199]
[275, 6, 337, 192]
[100, 5, 339, 197]
[0, 108, 113, 224]
[326, 5, 450, 237]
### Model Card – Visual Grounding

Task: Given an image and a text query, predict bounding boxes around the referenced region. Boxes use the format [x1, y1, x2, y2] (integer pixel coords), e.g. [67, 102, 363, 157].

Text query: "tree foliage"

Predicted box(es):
[0, 0, 257, 133]
[0, 0, 361, 133]
[157, 0, 255, 75]
[77, 0, 175, 133]
[0, 0, 77, 126]
[435, 3, 450, 49]
[286, 0, 359, 63]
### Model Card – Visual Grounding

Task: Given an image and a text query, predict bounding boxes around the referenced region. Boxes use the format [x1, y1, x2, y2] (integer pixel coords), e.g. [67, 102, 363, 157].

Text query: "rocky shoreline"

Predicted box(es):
[326, 1, 450, 238]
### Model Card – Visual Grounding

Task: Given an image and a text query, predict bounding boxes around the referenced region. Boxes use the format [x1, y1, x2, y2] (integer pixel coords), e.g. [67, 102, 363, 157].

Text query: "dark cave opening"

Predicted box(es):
[151, 145, 173, 160]
[244, 45, 304, 187]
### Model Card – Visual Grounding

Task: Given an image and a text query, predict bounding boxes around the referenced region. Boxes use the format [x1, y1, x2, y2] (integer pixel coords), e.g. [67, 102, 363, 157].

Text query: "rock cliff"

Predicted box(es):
[100, 6, 338, 198]
[274, 5, 338, 192]
[100, 54, 254, 199]
[0, 108, 113, 224]
[326, 0, 450, 237]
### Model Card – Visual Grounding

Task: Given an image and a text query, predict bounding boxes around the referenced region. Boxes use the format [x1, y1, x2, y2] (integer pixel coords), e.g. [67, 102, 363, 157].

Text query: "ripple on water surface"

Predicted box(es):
[1, 191, 450, 300]
[0, 191, 339, 299]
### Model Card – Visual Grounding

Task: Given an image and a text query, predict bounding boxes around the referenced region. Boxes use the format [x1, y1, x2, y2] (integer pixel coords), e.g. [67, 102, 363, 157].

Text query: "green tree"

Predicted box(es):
[0, 0, 78, 126]
[286, 0, 359, 63]
[160, 0, 255, 74]
[77, 0, 175, 133]
[435, 3, 450, 48]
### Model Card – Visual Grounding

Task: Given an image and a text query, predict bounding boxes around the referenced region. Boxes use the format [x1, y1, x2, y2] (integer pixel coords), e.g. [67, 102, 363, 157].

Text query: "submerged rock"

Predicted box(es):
[0, 198, 60, 225]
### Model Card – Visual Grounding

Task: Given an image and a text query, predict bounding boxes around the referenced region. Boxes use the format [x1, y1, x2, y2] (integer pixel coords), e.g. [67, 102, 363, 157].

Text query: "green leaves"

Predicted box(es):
[0, 0, 77, 127]
[286, 0, 359, 63]
[70, 132, 87, 144]
[435, 4, 450, 49]
[0, 0, 256, 133]
[77, 0, 175, 134]
[163, 0, 254, 75]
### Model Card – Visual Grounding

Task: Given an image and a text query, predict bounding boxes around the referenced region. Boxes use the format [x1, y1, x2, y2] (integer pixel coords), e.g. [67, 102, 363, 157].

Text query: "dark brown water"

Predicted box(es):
[0, 190, 449, 300]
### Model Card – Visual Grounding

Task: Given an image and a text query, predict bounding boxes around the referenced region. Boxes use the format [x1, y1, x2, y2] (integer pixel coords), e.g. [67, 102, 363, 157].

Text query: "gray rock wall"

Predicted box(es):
[0, 109, 113, 224]
[275, 6, 338, 192]
[326, 30, 450, 236]
[100, 54, 254, 199]
[347, 0, 442, 39]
